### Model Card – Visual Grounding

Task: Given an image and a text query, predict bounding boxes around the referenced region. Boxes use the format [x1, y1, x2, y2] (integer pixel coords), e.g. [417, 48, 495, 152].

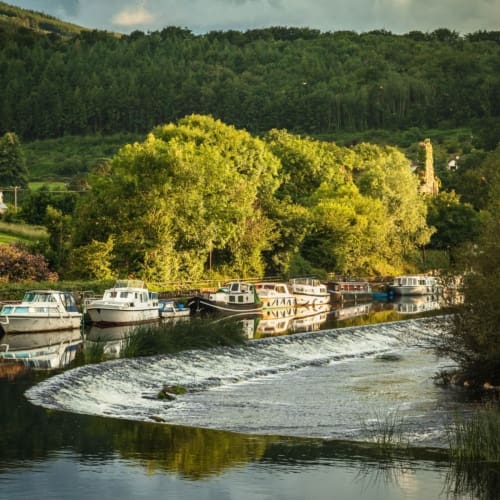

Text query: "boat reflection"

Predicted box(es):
[391, 295, 441, 314]
[0, 329, 83, 370]
[85, 324, 138, 358]
[333, 302, 372, 320]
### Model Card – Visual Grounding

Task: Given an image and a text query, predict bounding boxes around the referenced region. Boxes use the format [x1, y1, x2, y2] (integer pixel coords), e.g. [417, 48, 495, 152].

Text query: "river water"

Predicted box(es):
[0, 304, 495, 499]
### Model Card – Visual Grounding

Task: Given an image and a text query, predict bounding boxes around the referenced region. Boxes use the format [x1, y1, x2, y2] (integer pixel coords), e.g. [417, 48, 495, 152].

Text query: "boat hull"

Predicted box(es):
[190, 297, 263, 315]
[86, 306, 159, 326]
[0, 314, 82, 334]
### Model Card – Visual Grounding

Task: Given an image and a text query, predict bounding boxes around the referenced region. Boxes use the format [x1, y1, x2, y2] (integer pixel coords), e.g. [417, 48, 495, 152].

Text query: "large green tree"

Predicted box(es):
[71, 115, 281, 281]
[0, 132, 28, 188]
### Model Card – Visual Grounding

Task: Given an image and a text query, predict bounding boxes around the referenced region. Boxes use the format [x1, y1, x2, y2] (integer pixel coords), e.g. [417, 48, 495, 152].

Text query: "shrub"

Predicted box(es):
[0, 243, 57, 282]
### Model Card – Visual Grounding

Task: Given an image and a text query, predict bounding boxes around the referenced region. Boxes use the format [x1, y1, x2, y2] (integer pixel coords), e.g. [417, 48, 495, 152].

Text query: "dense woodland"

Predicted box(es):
[1, 0, 500, 141]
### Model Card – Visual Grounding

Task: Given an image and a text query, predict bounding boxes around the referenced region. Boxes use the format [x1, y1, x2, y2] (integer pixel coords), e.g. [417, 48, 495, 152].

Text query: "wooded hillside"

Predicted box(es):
[1, 2, 499, 141]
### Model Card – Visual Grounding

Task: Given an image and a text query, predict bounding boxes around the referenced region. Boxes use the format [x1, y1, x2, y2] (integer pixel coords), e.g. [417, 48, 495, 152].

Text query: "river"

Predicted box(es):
[0, 302, 496, 499]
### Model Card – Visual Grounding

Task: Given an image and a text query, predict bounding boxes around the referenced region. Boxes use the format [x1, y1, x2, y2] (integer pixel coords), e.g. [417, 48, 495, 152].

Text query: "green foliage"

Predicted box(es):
[20, 186, 78, 225]
[44, 205, 73, 272]
[0, 132, 28, 188]
[72, 115, 281, 281]
[66, 237, 114, 280]
[426, 191, 481, 251]
[434, 148, 500, 385]
[1, 18, 500, 140]
[0, 243, 57, 282]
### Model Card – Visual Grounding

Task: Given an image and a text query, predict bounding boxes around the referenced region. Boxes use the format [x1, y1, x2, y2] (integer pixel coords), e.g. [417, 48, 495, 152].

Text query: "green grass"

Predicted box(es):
[0, 221, 48, 244]
[28, 181, 69, 191]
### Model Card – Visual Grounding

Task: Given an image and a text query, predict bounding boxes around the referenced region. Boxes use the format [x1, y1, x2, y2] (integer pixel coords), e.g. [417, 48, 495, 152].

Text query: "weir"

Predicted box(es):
[26, 317, 452, 445]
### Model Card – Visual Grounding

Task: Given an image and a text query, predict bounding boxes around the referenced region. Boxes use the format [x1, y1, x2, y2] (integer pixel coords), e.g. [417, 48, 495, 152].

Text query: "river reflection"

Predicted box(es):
[0, 370, 495, 500]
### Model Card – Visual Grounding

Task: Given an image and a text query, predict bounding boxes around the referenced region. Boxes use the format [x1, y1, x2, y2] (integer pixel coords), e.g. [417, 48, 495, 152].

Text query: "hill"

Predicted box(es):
[0, 1, 89, 37]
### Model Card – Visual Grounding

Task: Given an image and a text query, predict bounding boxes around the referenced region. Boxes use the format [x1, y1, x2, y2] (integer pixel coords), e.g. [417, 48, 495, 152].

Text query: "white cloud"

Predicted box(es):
[112, 1, 154, 26]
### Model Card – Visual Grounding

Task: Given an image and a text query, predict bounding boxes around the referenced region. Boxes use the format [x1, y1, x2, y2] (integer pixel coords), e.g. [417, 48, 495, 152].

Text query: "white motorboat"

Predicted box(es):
[159, 300, 190, 319]
[85, 280, 160, 326]
[289, 277, 330, 306]
[390, 275, 440, 296]
[0, 290, 82, 334]
[255, 282, 296, 308]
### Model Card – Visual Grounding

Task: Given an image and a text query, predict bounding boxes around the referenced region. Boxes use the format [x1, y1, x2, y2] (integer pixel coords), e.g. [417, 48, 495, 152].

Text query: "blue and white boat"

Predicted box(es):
[0, 290, 82, 334]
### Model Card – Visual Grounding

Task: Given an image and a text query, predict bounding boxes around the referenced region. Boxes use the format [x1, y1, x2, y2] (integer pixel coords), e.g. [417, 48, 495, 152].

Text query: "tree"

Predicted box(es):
[72, 115, 281, 281]
[426, 191, 480, 251]
[66, 237, 115, 280]
[0, 132, 28, 188]
[434, 149, 500, 386]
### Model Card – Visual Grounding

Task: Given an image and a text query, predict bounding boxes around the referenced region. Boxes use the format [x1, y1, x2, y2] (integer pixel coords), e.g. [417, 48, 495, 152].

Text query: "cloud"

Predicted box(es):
[112, 1, 154, 26]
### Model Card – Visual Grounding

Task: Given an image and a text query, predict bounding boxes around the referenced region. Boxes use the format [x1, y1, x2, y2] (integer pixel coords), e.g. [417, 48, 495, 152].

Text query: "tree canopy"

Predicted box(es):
[0, 24, 499, 140]
[69, 115, 432, 281]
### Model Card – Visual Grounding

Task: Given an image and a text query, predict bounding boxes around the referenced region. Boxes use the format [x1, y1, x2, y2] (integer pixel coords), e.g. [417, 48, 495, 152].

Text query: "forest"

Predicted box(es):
[1, 1, 500, 141]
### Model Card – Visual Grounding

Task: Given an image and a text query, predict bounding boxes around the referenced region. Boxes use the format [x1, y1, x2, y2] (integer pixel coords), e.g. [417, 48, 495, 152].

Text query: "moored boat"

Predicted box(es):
[255, 282, 296, 309]
[85, 280, 160, 326]
[0, 290, 82, 334]
[189, 281, 262, 315]
[159, 300, 190, 319]
[389, 275, 440, 296]
[327, 278, 372, 303]
[289, 277, 330, 306]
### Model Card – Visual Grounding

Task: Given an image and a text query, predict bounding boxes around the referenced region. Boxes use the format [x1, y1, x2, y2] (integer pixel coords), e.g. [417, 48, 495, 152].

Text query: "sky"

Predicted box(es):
[6, 0, 500, 35]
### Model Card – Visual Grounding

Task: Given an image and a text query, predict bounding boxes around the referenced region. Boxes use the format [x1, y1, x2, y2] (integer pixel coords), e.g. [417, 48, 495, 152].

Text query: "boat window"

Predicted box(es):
[238, 296, 244, 303]
[120, 292, 129, 298]
[110, 291, 117, 298]
[229, 296, 236, 303]
[230, 283, 239, 292]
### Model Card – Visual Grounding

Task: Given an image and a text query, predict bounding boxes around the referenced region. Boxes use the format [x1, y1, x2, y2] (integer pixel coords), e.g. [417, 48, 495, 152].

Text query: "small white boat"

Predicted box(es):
[390, 275, 440, 296]
[255, 282, 296, 308]
[190, 281, 262, 315]
[289, 277, 330, 306]
[159, 300, 190, 319]
[85, 280, 160, 326]
[0, 290, 82, 334]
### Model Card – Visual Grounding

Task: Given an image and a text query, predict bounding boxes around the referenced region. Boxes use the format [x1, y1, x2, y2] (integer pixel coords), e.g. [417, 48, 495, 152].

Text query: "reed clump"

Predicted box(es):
[447, 405, 500, 464]
[121, 318, 247, 358]
[363, 410, 408, 452]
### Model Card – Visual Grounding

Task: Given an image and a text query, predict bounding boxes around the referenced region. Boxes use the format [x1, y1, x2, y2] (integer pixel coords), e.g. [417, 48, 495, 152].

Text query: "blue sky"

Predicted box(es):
[7, 0, 500, 35]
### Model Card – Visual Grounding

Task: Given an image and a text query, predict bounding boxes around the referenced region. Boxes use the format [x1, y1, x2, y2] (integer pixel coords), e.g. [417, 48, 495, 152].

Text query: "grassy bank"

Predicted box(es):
[0, 221, 48, 245]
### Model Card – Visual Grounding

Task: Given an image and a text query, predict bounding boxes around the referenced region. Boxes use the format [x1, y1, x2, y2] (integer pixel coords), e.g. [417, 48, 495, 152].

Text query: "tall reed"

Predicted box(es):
[121, 317, 247, 358]
[447, 406, 500, 463]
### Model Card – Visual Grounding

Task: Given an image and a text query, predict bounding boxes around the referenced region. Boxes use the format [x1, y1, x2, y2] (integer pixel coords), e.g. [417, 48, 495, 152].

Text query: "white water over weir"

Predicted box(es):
[27, 317, 457, 446]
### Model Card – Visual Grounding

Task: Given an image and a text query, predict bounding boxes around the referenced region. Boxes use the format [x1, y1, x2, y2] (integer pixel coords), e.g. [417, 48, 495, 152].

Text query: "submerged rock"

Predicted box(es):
[375, 352, 403, 362]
